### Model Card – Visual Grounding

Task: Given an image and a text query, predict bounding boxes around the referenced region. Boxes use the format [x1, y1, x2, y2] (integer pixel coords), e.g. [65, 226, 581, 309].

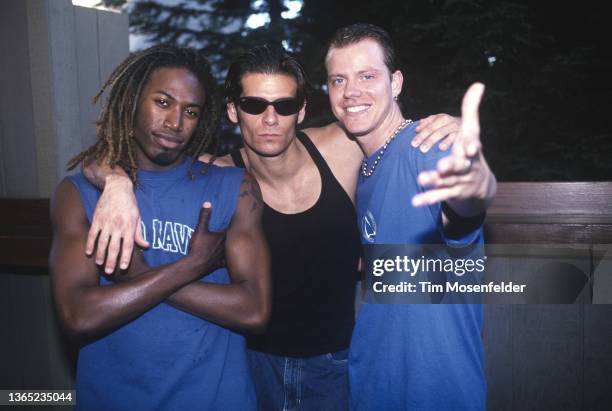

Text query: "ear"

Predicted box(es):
[391, 70, 403, 100]
[227, 101, 239, 124]
[297, 100, 307, 124]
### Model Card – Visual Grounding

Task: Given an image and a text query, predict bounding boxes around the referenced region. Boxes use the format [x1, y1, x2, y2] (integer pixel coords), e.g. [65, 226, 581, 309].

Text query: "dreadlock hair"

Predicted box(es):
[67, 45, 219, 183]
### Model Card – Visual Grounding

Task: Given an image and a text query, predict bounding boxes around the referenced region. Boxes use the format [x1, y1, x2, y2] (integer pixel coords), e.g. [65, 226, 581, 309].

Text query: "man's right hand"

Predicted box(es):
[85, 174, 149, 274]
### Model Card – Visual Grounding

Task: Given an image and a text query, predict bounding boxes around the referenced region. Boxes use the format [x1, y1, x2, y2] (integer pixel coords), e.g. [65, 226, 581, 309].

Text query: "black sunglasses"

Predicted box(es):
[237, 97, 302, 116]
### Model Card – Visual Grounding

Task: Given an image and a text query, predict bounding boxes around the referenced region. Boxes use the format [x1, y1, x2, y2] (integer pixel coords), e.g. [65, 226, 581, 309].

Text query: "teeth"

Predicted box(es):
[346, 105, 369, 113]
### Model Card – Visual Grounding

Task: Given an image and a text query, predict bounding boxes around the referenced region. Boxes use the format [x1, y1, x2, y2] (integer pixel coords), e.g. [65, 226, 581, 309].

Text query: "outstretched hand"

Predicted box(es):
[85, 176, 149, 275]
[412, 83, 496, 212]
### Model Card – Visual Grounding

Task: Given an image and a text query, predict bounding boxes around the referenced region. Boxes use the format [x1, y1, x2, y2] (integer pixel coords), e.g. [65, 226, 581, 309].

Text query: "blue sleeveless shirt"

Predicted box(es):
[68, 158, 255, 411]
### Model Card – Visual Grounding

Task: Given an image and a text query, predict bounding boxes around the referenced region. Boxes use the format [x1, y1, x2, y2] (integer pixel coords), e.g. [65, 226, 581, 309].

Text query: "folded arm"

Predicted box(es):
[50, 179, 218, 342]
[164, 173, 272, 333]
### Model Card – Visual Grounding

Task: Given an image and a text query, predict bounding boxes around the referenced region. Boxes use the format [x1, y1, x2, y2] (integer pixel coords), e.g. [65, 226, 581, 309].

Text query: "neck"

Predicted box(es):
[242, 137, 307, 187]
[137, 153, 187, 172]
[358, 105, 406, 157]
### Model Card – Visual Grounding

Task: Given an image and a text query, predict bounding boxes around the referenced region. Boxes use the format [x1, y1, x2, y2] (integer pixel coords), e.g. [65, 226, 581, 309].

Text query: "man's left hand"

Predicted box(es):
[412, 83, 496, 213]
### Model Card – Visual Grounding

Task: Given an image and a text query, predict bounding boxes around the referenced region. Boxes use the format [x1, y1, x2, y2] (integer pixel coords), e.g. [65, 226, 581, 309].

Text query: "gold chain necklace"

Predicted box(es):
[361, 119, 413, 177]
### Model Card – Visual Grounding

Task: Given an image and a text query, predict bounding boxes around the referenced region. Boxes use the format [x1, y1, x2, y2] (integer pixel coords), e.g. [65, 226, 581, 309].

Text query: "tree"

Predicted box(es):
[101, 0, 612, 180]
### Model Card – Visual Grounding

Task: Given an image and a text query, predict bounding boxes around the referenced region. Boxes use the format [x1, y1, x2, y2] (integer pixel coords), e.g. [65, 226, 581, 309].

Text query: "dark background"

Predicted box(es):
[103, 0, 612, 182]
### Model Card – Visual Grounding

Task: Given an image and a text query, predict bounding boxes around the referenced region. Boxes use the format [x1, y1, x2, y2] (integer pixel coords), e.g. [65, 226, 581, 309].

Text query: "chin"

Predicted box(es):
[153, 151, 182, 166]
[255, 147, 287, 158]
[344, 123, 372, 137]
[245, 139, 292, 158]
[338, 118, 370, 136]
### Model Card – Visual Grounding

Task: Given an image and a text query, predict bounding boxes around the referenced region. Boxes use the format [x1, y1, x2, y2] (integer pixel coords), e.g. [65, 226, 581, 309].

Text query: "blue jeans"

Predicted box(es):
[247, 349, 349, 411]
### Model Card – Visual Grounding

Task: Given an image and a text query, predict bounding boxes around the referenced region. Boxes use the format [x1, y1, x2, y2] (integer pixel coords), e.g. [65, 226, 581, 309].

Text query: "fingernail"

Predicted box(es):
[412, 197, 422, 207]
[120, 263, 127, 270]
[411, 140, 419, 147]
[105, 267, 113, 274]
[203, 201, 212, 208]
[420, 145, 429, 152]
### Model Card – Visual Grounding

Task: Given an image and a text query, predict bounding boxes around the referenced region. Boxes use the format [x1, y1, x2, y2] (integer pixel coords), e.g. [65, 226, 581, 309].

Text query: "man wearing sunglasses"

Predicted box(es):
[81, 44, 460, 410]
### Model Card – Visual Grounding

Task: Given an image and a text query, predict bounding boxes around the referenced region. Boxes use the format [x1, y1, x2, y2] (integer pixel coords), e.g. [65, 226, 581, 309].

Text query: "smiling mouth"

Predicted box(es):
[345, 105, 370, 114]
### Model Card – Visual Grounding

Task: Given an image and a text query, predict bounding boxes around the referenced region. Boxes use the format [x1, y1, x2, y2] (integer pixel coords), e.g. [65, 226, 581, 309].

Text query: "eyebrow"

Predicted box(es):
[154, 90, 202, 108]
[327, 68, 382, 79]
[358, 68, 382, 74]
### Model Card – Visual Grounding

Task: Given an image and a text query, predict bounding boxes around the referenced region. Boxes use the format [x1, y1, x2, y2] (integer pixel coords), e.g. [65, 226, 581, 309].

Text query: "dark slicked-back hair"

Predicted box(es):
[67, 45, 219, 183]
[327, 23, 397, 73]
[225, 44, 308, 105]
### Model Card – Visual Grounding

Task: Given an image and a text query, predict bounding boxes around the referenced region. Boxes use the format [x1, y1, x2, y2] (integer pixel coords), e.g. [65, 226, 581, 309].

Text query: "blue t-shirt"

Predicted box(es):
[68, 158, 256, 411]
[351, 122, 486, 411]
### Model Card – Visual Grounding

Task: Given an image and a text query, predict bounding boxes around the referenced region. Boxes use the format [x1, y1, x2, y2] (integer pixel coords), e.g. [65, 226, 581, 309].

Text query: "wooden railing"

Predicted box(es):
[485, 182, 612, 243]
[0, 198, 51, 270]
[2, 182, 612, 271]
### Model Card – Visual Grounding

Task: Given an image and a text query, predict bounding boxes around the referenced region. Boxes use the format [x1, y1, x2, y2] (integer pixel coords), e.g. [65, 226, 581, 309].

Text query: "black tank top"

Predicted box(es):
[231, 132, 360, 357]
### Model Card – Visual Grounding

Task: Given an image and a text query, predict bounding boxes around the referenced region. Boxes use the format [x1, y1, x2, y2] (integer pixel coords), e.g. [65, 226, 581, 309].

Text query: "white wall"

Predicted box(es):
[0, 0, 129, 395]
[0, 0, 129, 198]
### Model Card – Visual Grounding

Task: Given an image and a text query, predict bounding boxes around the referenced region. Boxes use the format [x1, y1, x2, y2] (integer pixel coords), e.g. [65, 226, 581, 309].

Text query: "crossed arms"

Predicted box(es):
[49, 173, 271, 342]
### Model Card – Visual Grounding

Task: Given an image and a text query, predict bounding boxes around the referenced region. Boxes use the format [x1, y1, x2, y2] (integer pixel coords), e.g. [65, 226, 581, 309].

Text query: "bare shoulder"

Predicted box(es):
[302, 121, 359, 161]
[49, 179, 94, 273]
[51, 178, 88, 230]
[303, 122, 362, 161]
[301, 123, 362, 204]
[303, 122, 352, 150]
[198, 153, 236, 167]
[231, 171, 263, 228]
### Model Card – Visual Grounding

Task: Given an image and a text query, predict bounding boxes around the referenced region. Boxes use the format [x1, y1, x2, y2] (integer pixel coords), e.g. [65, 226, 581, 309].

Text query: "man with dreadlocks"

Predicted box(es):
[49, 45, 270, 410]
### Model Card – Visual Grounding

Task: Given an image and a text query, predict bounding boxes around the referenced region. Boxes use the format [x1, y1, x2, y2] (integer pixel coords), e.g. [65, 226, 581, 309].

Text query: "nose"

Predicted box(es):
[343, 78, 361, 99]
[163, 108, 183, 131]
[262, 104, 278, 126]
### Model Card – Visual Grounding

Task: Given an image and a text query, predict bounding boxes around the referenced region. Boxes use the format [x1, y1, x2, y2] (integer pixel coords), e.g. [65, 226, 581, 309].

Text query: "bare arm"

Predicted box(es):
[163, 173, 271, 333]
[49, 179, 218, 342]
